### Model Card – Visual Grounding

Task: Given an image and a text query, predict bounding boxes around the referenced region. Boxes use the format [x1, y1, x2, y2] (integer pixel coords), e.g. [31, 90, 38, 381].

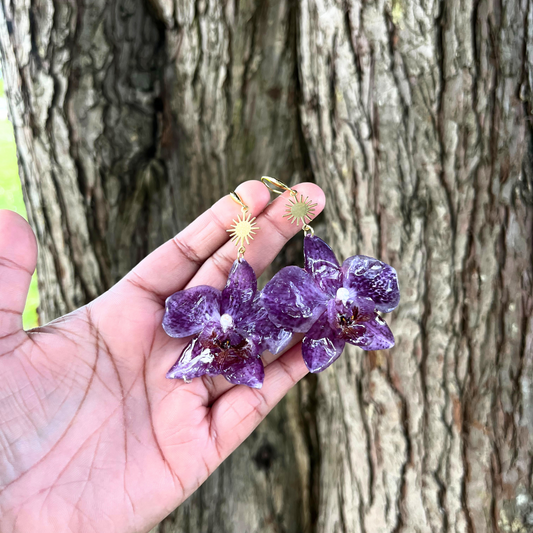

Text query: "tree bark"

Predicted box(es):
[1, 0, 532, 531]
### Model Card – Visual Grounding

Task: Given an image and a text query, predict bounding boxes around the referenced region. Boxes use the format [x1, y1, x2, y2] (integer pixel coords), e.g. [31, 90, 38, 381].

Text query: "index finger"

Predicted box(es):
[118, 180, 271, 300]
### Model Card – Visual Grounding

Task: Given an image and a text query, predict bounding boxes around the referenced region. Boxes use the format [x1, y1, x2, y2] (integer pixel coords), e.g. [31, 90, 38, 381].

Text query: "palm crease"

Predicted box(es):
[0, 181, 324, 532]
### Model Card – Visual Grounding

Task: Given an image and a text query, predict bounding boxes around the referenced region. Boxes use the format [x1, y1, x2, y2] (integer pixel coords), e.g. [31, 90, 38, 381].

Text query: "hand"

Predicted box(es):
[0, 181, 325, 532]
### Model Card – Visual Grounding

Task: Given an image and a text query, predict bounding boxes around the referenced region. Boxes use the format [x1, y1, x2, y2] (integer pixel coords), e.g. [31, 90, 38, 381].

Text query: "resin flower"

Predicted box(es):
[261, 235, 400, 373]
[163, 259, 291, 388]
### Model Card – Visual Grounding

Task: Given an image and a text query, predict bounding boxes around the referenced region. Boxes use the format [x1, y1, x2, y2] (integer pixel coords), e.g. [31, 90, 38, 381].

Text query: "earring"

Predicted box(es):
[260, 176, 400, 373]
[163, 191, 291, 388]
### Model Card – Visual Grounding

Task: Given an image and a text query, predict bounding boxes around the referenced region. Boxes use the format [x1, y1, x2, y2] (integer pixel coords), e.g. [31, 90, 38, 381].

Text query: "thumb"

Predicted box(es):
[0, 210, 37, 337]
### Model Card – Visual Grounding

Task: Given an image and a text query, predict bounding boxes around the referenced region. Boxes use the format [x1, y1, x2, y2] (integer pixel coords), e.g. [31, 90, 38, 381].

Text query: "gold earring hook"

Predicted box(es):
[261, 176, 317, 235]
[228, 190, 259, 259]
[230, 191, 249, 212]
[260, 176, 298, 196]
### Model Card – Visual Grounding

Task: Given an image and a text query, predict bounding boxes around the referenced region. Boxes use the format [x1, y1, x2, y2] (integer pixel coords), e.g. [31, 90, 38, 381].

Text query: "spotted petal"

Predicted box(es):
[221, 259, 258, 321]
[342, 255, 400, 313]
[262, 266, 328, 332]
[302, 311, 346, 373]
[166, 336, 218, 380]
[327, 294, 376, 329]
[223, 356, 265, 389]
[240, 301, 292, 355]
[304, 235, 342, 296]
[163, 286, 221, 338]
[344, 314, 395, 350]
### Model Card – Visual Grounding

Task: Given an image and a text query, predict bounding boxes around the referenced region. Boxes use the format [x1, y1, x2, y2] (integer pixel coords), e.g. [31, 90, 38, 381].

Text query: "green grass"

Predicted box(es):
[0, 116, 40, 329]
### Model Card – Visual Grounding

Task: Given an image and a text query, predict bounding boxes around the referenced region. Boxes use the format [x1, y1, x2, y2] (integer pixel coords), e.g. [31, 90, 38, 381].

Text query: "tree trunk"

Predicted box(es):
[1, 0, 532, 530]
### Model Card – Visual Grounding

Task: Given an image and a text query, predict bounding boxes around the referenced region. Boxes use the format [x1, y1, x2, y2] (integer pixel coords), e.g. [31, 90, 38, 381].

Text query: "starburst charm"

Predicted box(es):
[227, 211, 259, 248]
[283, 194, 317, 226]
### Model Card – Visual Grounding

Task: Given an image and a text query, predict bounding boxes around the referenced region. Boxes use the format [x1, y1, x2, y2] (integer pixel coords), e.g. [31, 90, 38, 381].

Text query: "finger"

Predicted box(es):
[208, 343, 309, 458]
[188, 183, 325, 289]
[119, 180, 271, 300]
[159, 183, 324, 396]
[0, 210, 37, 338]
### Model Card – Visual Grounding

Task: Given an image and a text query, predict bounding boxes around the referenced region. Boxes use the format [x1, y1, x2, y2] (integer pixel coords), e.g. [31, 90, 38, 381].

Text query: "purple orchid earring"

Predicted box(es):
[163, 191, 291, 388]
[260, 177, 400, 373]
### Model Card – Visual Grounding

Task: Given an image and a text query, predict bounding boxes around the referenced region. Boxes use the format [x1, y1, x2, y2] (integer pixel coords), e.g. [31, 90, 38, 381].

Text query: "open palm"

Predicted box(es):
[0, 181, 325, 533]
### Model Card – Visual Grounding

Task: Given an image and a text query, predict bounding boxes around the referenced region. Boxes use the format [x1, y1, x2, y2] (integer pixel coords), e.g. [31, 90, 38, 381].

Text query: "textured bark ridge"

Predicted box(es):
[1, 0, 532, 531]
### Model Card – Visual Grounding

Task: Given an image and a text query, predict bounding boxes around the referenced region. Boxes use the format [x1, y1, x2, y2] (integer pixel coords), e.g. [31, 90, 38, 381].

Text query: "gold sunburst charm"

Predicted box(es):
[283, 194, 318, 226]
[227, 211, 259, 248]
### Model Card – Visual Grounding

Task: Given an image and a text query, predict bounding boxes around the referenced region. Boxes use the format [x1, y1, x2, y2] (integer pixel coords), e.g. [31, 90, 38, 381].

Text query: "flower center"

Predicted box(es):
[338, 304, 360, 329]
[336, 287, 350, 305]
[220, 313, 234, 331]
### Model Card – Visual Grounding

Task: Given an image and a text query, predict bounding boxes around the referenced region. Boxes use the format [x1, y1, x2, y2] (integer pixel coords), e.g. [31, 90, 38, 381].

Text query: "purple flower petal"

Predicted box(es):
[163, 286, 221, 338]
[197, 321, 247, 357]
[304, 235, 342, 296]
[261, 266, 328, 332]
[223, 356, 265, 388]
[166, 336, 218, 380]
[327, 294, 376, 329]
[236, 298, 292, 355]
[344, 313, 395, 350]
[167, 321, 266, 387]
[221, 259, 257, 321]
[342, 255, 400, 313]
[302, 311, 346, 372]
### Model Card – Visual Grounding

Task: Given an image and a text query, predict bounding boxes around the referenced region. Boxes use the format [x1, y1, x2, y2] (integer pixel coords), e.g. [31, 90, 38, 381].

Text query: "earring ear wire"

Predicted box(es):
[261, 176, 297, 196]
[228, 191, 259, 259]
[260, 176, 316, 236]
[230, 191, 249, 211]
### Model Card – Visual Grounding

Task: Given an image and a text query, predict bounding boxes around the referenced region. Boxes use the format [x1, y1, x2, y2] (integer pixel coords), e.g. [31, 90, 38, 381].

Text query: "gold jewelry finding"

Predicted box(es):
[284, 194, 317, 227]
[261, 176, 317, 233]
[228, 191, 259, 258]
[230, 191, 249, 210]
[261, 176, 297, 196]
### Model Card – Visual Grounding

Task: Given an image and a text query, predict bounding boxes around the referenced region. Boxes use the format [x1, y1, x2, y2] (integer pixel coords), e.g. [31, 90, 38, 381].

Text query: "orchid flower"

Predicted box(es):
[261, 235, 400, 372]
[163, 260, 291, 388]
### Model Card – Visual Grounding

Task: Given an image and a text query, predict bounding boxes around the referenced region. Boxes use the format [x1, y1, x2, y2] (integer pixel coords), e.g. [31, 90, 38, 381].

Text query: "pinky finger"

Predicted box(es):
[208, 343, 309, 459]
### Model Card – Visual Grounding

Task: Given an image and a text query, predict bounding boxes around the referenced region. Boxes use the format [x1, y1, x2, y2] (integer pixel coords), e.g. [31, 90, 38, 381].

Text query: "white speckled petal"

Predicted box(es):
[302, 311, 345, 373]
[261, 266, 328, 332]
[344, 313, 395, 351]
[341, 255, 400, 313]
[220, 259, 258, 320]
[166, 336, 219, 380]
[163, 286, 221, 338]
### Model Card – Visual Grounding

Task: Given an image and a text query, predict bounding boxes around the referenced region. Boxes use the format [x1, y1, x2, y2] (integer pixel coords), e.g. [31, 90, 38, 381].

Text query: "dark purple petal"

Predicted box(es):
[167, 321, 266, 387]
[163, 286, 221, 338]
[262, 266, 328, 332]
[198, 321, 264, 381]
[344, 313, 395, 350]
[241, 302, 292, 355]
[223, 356, 265, 388]
[341, 255, 400, 313]
[220, 259, 257, 320]
[257, 318, 292, 355]
[304, 235, 342, 296]
[197, 321, 247, 357]
[302, 311, 346, 373]
[327, 294, 376, 330]
[166, 336, 218, 380]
